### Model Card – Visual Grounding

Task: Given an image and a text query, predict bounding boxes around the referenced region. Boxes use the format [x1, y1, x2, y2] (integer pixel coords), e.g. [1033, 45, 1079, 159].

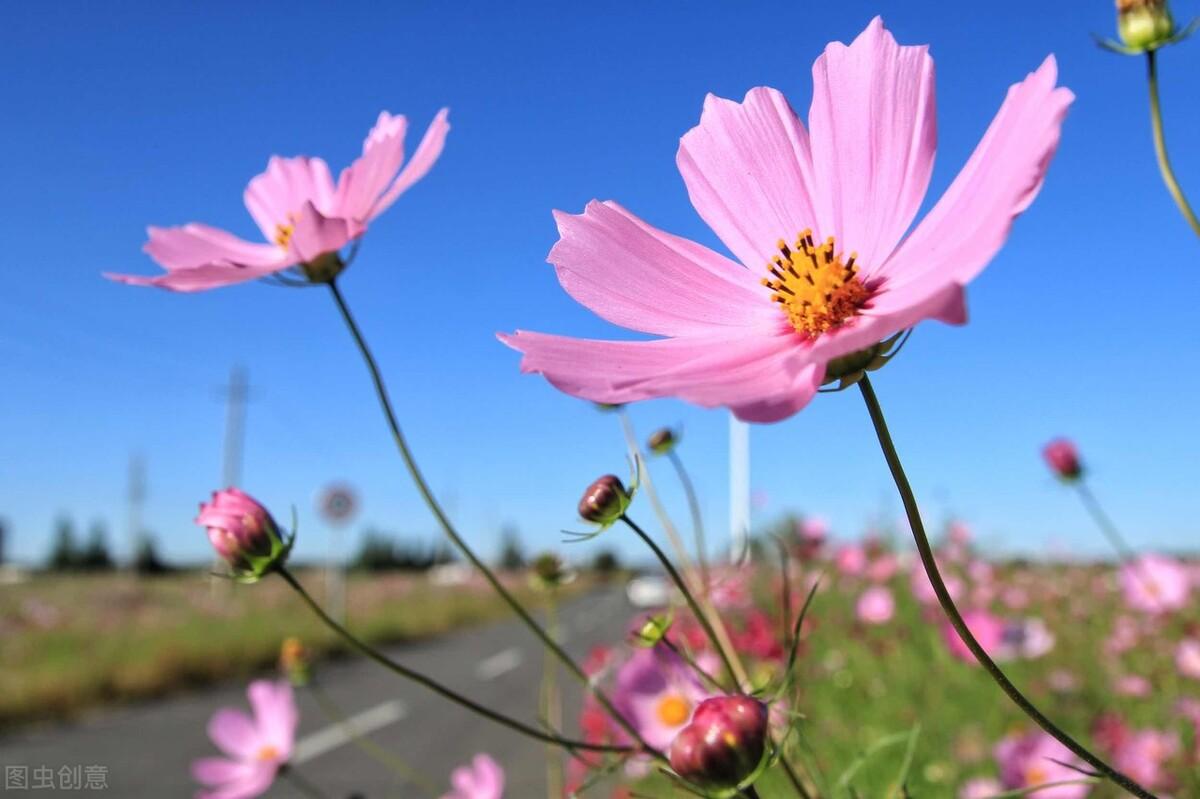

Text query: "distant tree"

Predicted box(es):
[351, 528, 454, 572]
[47, 516, 80, 571]
[592, 549, 620, 577]
[498, 526, 525, 571]
[79, 521, 115, 571]
[133, 533, 172, 576]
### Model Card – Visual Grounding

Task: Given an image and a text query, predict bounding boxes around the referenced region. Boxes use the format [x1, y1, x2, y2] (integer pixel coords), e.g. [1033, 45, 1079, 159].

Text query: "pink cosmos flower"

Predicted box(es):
[834, 543, 868, 577]
[911, 560, 964, 606]
[441, 754, 505, 799]
[997, 617, 1056, 661]
[1112, 729, 1178, 789]
[942, 609, 1005, 664]
[1121, 553, 1191, 613]
[192, 680, 298, 799]
[501, 18, 1071, 422]
[196, 488, 279, 570]
[856, 585, 895, 624]
[108, 110, 449, 292]
[1176, 638, 1200, 680]
[1113, 674, 1151, 697]
[958, 778, 1004, 799]
[612, 645, 715, 751]
[865, 552, 900, 583]
[995, 731, 1091, 799]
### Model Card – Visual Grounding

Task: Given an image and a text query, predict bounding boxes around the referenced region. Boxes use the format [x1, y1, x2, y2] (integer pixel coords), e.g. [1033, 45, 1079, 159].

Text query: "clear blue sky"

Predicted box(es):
[2, 0, 1198, 566]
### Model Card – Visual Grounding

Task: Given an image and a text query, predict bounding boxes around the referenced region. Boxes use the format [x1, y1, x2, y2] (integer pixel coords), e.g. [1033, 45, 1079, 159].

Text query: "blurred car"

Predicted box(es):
[626, 575, 671, 609]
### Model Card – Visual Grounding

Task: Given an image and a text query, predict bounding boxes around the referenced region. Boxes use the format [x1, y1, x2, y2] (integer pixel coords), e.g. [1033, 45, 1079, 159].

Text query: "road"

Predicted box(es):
[1, 585, 635, 798]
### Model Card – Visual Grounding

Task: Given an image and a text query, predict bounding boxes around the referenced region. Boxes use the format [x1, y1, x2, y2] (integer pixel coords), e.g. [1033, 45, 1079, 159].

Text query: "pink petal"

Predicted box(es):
[332, 112, 409, 227]
[247, 680, 297, 758]
[243, 156, 337, 242]
[286, 202, 352, 264]
[191, 758, 254, 787]
[549, 200, 774, 337]
[207, 709, 261, 760]
[195, 765, 276, 799]
[677, 87, 823, 270]
[104, 224, 290, 292]
[876, 56, 1073, 288]
[808, 16, 937, 272]
[367, 108, 450, 221]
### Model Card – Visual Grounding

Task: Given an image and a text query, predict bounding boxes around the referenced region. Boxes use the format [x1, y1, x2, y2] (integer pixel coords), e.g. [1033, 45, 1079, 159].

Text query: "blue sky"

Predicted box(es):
[2, 0, 1198, 566]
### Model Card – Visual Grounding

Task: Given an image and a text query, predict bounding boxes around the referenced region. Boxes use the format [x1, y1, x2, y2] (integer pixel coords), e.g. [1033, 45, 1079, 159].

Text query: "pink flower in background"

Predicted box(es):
[1042, 438, 1083, 481]
[1112, 729, 1178, 789]
[835, 543, 868, 577]
[1114, 674, 1151, 697]
[997, 617, 1055, 661]
[108, 109, 449, 292]
[1176, 638, 1200, 680]
[942, 609, 1005, 664]
[501, 18, 1072, 422]
[911, 561, 964, 606]
[866, 552, 900, 582]
[192, 680, 298, 799]
[441, 754, 505, 799]
[1105, 615, 1140, 655]
[995, 730, 1091, 798]
[856, 585, 895, 624]
[959, 778, 1004, 799]
[611, 646, 714, 751]
[1121, 554, 1190, 613]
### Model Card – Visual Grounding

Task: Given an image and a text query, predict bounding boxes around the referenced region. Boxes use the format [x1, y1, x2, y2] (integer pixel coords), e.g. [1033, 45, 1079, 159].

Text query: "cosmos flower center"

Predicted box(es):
[761, 230, 871, 339]
[256, 744, 280, 762]
[274, 223, 294, 249]
[655, 694, 692, 727]
[1024, 765, 1049, 785]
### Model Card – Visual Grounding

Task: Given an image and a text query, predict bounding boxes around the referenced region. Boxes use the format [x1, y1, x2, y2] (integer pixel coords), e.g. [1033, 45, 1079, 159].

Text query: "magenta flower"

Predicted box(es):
[611, 645, 715, 751]
[1176, 638, 1200, 680]
[856, 585, 896, 625]
[995, 730, 1091, 798]
[1112, 729, 1178, 789]
[108, 109, 449, 292]
[1042, 438, 1083, 481]
[1121, 553, 1191, 613]
[196, 488, 289, 580]
[192, 680, 298, 799]
[441, 754, 505, 799]
[501, 18, 1072, 422]
[834, 543, 867, 577]
[942, 608, 1005, 664]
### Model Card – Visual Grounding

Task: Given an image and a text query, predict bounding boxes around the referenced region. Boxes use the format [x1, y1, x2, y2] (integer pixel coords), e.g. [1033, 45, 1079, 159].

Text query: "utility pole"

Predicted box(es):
[729, 414, 750, 563]
[213, 366, 249, 592]
[127, 453, 146, 570]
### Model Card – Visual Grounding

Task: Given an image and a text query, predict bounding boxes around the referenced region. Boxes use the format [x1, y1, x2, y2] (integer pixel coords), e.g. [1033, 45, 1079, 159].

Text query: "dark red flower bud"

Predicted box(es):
[668, 695, 769, 791]
[1042, 438, 1083, 481]
[647, 428, 679, 455]
[578, 474, 629, 525]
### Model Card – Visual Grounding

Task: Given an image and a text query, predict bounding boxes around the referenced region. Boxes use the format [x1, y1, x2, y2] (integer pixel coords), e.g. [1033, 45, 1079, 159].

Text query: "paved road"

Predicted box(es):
[1, 585, 635, 798]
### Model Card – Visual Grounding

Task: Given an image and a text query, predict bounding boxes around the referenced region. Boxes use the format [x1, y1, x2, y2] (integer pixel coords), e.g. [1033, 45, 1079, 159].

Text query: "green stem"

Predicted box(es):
[621, 514, 740, 688]
[308, 679, 438, 795]
[1074, 481, 1166, 610]
[326, 280, 659, 759]
[278, 568, 630, 755]
[776, 750, 813, 799]
[856, 376, 1156, 799]
[541, 593, 564, 799]
[659, 637, 725, 692]
[666, 448, 710, 591]
[1146, 50, 1200, 239]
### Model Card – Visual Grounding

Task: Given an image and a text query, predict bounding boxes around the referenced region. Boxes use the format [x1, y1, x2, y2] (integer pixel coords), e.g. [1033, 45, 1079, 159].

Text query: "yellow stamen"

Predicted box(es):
[655, 694, 691, 727]
[1025, 765, 1049, 786]
[761, 230, 871, 338]
[274, 223, 294, 249]
[256, 744, 280, 762]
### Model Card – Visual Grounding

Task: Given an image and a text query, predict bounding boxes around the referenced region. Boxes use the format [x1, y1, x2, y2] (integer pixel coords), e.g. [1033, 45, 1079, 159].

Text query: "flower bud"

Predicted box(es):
[196, 488, 290, 581]
[1117, 0, 1176, 50]
[578, 474, 630, 525]
[1041, 438, 1083, 482]
[647, 428, 679, 455]
[633, 612, 672, 647]
[669, 695, 769, 792]
[279, 637, 311, 686]
[531, 552, 570, 589]
[299, 250, 347, 283]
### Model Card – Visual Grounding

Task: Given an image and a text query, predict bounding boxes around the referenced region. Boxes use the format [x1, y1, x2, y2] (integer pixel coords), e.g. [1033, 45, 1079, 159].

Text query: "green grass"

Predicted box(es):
[0, 569, 566, 728]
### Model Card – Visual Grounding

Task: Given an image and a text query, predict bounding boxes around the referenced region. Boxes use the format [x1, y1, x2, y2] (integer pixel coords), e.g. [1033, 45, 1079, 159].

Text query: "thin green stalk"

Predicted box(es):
[278, 568, 631, 755]
[327, 280, 658, 758]
[541, 593, 564, 799]
[620, 514, 740, 688]
[308, 679, 438, 795]
[857, 375, 1156, 799]
[776, 750, 813, 799]
[1074, 481, 1164, 609]
[1146, 50, 1200, 238]
[666, 448, 710, 591]
[659, 637, 725, 692]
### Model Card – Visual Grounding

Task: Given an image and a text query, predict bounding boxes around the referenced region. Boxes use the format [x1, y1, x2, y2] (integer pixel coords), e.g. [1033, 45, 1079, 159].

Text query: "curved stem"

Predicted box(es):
[621, 514, 740, 687]
[666, 448, 710, 591]
[326, 280, 659, 759]
[856, 376, 1156, 799]
[278, 568, 631, 755]
[1074, 482, 1139, 564]
[1146, 50, 1200, 239]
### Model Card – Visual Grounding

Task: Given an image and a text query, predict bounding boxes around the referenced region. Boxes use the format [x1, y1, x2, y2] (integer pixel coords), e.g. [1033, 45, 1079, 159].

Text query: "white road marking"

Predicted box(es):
[292, 700, 407, 764]
[474, 647, 523, 681]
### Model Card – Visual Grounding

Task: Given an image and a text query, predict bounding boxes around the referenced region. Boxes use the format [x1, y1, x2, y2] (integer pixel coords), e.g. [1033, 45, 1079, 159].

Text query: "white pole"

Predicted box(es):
[729, 414, 750, 563]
